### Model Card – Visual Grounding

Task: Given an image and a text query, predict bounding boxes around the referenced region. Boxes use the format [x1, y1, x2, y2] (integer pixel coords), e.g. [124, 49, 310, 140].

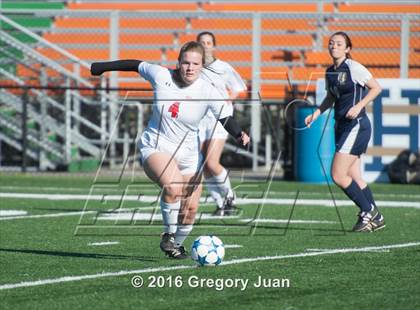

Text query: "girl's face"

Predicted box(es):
[178, 51, 203, 85]
[198, 34, 216, 57]
[328, 34, 350, 61]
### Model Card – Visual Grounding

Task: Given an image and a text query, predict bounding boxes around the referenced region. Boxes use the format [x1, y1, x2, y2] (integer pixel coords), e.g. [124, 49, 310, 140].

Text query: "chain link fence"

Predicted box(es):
[0, 5, 419, 172]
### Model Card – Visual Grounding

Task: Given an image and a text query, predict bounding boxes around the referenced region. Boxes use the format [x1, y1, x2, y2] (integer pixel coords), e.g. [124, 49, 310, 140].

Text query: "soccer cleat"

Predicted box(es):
[352, 211, 374, 232]
[212, 208, 225, 216]
[211, 195, 240, 216]
[371, 212, 386, 231]
[223, 196, 239, 215]
[165, 246, 188, 259]
[160, 232, 175, 252]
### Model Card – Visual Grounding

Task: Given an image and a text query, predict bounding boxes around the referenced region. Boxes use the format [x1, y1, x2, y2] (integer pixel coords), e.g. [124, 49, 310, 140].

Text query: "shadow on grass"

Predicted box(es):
[0, 248, 158, 262]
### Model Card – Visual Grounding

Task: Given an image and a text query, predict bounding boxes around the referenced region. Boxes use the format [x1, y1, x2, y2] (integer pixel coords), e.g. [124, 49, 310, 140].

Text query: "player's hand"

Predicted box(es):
[346, 105, 362, 120]
[90, 62, 104, 76]
[304, 109, 320, 128]
[238, 131, 250, 146]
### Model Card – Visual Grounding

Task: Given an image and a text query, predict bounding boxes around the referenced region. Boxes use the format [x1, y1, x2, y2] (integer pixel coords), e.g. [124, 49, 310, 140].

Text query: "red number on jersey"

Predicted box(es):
[168, 102, 180, 118]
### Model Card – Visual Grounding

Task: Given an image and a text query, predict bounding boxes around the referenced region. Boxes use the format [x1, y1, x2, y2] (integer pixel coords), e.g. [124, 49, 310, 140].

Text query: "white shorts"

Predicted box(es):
[139, 131, 203, 175]
[198, 113, 228, 144]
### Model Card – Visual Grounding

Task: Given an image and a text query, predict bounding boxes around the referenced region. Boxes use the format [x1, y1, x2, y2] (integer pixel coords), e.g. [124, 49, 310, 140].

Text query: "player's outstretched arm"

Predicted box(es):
[90, 60, 142, 76]
[218, 116, 250, 146]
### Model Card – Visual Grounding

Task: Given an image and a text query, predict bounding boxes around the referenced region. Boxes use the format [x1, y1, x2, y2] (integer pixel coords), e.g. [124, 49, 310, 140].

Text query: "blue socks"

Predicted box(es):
[362, 186, 376, 211]
[343, 180, 372, 212]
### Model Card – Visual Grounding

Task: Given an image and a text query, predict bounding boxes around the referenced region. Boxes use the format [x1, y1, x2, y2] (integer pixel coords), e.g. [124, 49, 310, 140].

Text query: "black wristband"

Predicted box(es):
[90, 60, 142, 76]
[218, 116, 242, 139]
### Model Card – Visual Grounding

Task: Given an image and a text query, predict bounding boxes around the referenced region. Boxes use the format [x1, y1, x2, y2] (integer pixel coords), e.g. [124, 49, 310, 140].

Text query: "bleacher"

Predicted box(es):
[0, 0, 419, 170]
[29, 1, 420, 99]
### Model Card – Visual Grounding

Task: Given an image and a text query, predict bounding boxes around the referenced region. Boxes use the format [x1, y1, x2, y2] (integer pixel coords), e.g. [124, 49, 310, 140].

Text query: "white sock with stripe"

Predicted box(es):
[160, 199, 180, 234]
[175, 224, 193, 247]
[205, 176, 224, 209]
[212, 168, 234, 200]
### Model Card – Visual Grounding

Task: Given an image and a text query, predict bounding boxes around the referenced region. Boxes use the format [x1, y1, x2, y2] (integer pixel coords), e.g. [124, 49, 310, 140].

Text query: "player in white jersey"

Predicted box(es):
[197, 32, 248, 216]
[91, 42, 250, 259]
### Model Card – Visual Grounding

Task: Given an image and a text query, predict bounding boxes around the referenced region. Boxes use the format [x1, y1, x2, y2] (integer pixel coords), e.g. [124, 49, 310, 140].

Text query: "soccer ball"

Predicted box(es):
[191, 235, 225, 266]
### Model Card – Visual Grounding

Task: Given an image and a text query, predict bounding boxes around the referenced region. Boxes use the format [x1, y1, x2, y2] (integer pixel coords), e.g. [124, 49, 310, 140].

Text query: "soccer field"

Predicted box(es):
[1, 173, 419, 309]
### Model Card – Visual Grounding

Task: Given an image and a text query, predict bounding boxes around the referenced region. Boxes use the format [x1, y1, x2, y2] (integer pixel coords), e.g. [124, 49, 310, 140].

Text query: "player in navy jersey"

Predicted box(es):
[305, 32, 385, 232]
[197, 32, 248, 216]
[91, 42, 250, 258]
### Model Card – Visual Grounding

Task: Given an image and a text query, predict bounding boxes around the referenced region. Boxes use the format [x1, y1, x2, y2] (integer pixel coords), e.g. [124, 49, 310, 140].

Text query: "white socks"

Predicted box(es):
[160, 200, 193, 248]
[205, 168, 234, 209]
[175, 224, 193, 247]
[160, 199, 180, 234]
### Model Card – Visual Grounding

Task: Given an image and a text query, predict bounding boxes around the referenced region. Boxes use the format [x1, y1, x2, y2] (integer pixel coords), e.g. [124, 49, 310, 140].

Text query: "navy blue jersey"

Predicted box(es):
[325, 59, 372, 126]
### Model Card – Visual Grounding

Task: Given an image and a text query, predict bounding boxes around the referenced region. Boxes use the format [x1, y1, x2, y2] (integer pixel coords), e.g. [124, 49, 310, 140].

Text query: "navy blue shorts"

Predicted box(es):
[335, 116, 371, 156]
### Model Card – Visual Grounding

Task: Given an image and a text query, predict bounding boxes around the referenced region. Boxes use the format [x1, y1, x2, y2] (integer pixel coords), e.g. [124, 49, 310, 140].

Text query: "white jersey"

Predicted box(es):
[199, 59, 247, 142]
[138, 61, 232, 148]
[201, 59, 247, 98]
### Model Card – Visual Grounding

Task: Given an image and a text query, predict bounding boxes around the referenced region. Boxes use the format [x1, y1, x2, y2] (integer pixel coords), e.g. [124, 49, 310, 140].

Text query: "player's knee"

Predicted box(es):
[332, 170, 346, 187]
[164, 183, 183, 200]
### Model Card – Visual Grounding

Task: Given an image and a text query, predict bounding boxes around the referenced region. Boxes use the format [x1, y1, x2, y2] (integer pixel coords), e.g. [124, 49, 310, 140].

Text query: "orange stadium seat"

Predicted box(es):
[410, 37, 420, 49]
[213, 51, 251, 62]
[338, 3, 420, 14]
[322, 35, 401, 49]
[120, 34, 173, 45]
[292, 67, 326, 82]
[37, 48, 161, 62]
[409, 68, 420, 78]
[190, 18, 251, 30]
[305, 51, 330, 66]
[306, 51, 419, 68]
[43, 33, 109, 44]
[262, 50, 301, 62]
[120, 18, 186, 30]
[37, 1, 417, 103]
[351, 52, 400, 66]
[67, 2, 198, 11]
[262, 34, 313, 47]
[260, 67, 290, 80]
[202, 3, 334, 13]
[37, 47, 109, 60]
[368, 68, 401, 78]
[44, 33, 173, 45]
[234, 67, 252, 80]
[262, 19, 318, 31]
[260, 84, 287, 99]
[116, 81, 153, 97]
[54, 17, 110, 28]
[54, 17, 186, 30]
[118, 49, 162, 61]
[326, 19, 401, 32]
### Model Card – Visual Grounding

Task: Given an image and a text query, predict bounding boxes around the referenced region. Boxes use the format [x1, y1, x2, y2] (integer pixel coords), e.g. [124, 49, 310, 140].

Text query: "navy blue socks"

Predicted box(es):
[343, 180, 372, 212]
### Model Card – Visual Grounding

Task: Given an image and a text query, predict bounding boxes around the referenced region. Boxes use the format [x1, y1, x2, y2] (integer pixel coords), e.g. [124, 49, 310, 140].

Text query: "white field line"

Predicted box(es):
[97, 213, 239, 221]
[2, 186, 420, 200]
[0, 210, 28, 217]
[1, 193, 419, 209]
[0, 210, 324, 224]
[0, 211, 96, 221]
[240, 218, 337, 224]
[88, 242, 120, 246]
[224, 244, 243, 249]
[305, 248, 390, 253]
[0, 241, 418, 291]
[0, 207, 157, 221]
